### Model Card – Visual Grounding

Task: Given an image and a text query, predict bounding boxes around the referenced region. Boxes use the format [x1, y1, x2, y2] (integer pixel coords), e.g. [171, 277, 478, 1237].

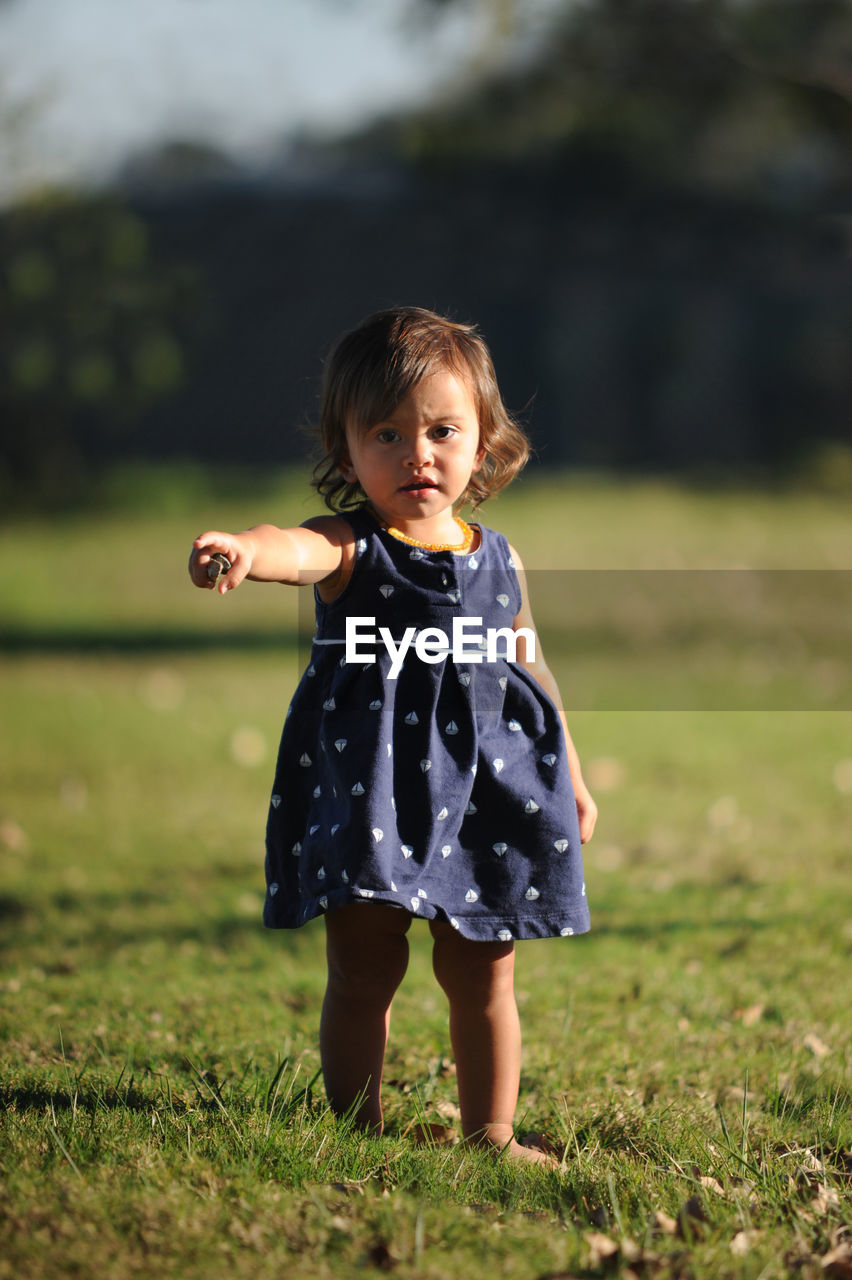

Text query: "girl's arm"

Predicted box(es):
[188, 515, 352, 595]
[508, 542, 598, 845]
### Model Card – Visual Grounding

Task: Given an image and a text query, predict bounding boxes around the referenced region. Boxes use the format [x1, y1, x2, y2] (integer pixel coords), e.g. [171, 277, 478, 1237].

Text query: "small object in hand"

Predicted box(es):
[207, 553, 231, 583]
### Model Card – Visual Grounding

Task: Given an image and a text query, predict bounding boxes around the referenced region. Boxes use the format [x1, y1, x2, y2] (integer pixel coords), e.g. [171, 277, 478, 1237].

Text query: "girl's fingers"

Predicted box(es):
[574, 789, 597, 844]
[211, 550, 250, 594]
[189, 533, 242, 590]
[216, 564, 242, 594]
[579, 807, 597, 844]
[193, 531, 234, 557]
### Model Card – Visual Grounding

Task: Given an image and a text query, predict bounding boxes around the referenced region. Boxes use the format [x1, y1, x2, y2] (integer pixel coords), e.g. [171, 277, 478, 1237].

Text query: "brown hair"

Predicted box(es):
[311, 307, 530, 511]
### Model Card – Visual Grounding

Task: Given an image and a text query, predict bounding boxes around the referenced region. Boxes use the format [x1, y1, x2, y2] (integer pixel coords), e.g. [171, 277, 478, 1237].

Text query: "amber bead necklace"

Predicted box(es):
[376, 512, 475, 553]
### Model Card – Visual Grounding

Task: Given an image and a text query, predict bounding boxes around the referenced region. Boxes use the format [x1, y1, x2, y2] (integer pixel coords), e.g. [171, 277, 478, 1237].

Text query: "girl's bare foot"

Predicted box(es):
[465, 1132, 562, 1170]
[503, 1137, 560, 1169]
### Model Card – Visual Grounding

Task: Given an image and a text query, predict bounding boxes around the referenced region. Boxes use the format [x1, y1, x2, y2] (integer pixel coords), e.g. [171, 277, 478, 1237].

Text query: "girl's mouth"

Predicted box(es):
[400, 479, 438, 493]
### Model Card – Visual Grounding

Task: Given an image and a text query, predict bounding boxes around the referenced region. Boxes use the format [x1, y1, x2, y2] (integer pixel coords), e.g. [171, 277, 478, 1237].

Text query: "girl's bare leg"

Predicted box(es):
[430, 920, 555, 1167]
[321, 902, 412, 1133]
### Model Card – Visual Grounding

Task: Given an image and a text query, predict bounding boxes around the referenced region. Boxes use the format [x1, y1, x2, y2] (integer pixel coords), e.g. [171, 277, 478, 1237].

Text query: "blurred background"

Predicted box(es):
[2, 0, 852, 509]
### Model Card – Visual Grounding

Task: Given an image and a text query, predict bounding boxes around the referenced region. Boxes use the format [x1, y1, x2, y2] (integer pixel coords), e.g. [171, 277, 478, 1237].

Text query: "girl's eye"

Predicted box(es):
[376, 429, 399, 444]
[432, 425, 456, 439]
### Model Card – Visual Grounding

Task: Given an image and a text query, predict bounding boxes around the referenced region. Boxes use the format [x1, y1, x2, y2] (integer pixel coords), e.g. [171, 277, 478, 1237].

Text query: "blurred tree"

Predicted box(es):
[406, 0, 522, 67]
[394, 0, 852, 202]
[0, 193, 202, 507]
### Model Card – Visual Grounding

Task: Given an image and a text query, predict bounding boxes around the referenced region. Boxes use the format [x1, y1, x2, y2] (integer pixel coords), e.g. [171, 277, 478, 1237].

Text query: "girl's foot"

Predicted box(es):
[466, 1132, 561, 1170]
[503, 1137, 560, 1170]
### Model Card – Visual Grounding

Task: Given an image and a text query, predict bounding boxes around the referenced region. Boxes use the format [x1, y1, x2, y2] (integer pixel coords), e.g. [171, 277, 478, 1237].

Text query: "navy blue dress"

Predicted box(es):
[263, 505, 589, 942]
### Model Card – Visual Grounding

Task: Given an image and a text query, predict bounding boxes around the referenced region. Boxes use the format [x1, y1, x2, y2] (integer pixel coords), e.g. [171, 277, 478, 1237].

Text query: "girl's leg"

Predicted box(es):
[321, 902, 412, 1133]
[429, 919, 554, 1166]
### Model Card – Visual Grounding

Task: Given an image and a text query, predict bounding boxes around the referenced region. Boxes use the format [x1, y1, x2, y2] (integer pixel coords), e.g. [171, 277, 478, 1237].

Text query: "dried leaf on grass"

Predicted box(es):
[585, 1232, 662, 1274]
[403, 1121, 457, 1146]
[776, 1142, 824, 1167]
[730, 1229, 763, 1255]
[822, 1242, 852, 1280]
[811, 1187, 842, 1216]
[652, 1210, 679, 1236]
[620, 1238, 652, 1266]
[585, 1231, 620, 1264]
[736, 1003, 765, 1026]
[803, 1033, 832, 1059]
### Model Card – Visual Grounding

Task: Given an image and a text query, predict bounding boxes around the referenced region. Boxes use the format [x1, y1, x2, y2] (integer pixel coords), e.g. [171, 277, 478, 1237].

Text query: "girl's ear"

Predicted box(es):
[339, 453, 358, 484]
[472, 443, 487, 473]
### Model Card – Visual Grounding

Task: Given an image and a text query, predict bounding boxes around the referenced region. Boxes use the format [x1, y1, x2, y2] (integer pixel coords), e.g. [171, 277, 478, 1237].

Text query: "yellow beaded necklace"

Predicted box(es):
[378, 514, 475, 553]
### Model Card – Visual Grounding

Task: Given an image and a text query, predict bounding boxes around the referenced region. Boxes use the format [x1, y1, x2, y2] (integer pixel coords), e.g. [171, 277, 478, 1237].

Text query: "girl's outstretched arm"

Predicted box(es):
[508, 543, 598, 845]
[188, 516, 351, 595]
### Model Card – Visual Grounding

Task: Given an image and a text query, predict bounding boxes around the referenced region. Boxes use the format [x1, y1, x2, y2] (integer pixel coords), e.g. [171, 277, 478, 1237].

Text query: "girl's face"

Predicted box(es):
[340, 367, 485, 537]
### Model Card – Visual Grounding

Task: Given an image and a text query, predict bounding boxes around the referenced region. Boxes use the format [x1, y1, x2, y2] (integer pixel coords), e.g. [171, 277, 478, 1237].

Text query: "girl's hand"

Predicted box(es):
[189, 518, 349, 591]
[573, 779, 598, 845]
[188, 530, 254, 594]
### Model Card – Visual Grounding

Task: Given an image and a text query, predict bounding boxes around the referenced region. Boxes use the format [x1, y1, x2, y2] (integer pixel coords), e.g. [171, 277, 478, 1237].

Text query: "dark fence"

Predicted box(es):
[5, 160, 852, 495]
[129, 162, 852, 474]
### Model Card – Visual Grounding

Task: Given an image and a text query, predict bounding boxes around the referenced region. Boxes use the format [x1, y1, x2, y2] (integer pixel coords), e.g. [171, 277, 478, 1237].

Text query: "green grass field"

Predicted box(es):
[1, 469, 850, 1279]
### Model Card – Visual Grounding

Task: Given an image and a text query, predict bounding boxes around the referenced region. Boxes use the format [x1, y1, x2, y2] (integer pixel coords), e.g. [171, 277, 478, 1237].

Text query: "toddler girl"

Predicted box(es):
[188, 307, 596, 1165]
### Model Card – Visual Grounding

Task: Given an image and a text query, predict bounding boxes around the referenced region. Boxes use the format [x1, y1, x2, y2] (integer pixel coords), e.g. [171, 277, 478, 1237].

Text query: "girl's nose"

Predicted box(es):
[405, 435, 434, 466]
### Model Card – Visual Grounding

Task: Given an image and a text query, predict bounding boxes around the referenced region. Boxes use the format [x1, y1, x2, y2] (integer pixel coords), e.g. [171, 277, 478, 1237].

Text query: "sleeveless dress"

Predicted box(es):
[263, 505, 590, 942]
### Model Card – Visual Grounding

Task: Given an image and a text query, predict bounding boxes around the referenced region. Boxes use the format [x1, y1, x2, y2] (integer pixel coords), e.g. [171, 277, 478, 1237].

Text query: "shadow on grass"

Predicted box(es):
[0, 881, 797, 954]
[1, 1063, 320, 1120]
[0, 1080, 201, 1115]
[0, 883, 334, 967]
[0, 626, 302, 655]
[572, 913, 795, 941]
[0, 1074, 317, 1119]
[0, 905, 310, 953]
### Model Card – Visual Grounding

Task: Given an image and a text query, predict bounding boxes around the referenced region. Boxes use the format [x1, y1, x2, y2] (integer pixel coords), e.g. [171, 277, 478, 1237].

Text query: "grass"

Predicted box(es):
[1, 467, 851, 1279]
